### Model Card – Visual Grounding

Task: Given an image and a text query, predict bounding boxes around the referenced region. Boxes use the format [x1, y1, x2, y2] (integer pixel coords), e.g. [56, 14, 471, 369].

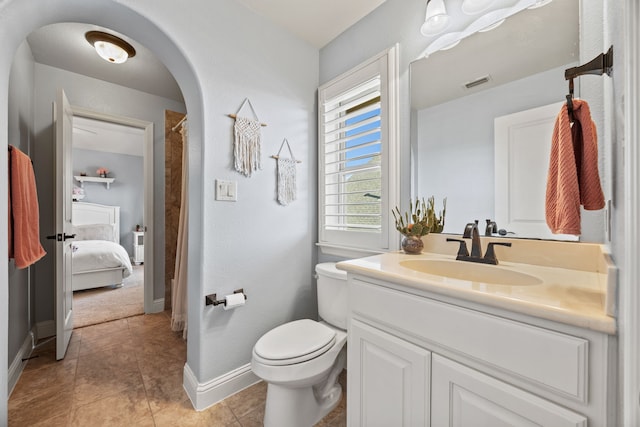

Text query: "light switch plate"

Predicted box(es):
[216, 179, 237, 201]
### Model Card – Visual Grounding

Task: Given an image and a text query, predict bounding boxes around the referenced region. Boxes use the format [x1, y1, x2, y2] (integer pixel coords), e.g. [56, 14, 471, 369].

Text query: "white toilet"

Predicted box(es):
[251, 262, 348, 427]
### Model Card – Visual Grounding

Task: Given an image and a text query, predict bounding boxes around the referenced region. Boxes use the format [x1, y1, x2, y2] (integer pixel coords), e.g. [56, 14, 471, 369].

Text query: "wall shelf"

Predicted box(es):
[74, 175, 115, 189]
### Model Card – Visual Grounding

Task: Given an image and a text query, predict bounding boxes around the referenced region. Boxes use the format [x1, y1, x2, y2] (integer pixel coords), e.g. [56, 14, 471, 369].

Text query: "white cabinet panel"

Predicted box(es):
[349, 319, 431, 427]
[432, 355, 587, 427]
[351, 278, 589, 401]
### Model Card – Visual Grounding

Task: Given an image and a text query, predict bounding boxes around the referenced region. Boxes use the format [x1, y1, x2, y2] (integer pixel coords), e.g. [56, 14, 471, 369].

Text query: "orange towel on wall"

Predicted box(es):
[8, 146, 46, 268]
[545, 99, 605, 235]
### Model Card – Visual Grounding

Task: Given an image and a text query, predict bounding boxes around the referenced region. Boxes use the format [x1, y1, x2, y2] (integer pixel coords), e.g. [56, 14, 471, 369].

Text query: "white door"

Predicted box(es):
[55, 88, 74, 360]
[494, 102, 578, 241]
[349, 319, 431, 427]
[431, 355, 587, 427]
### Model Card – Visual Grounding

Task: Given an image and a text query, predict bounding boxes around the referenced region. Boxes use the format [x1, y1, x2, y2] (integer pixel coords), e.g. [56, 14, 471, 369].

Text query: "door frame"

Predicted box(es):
[71, 106, 157, 313]
[622, 0, 640, 424]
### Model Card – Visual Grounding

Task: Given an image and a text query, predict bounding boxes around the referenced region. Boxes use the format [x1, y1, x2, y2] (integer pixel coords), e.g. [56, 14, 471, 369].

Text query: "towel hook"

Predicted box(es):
[564, 45, 614, 124]
[566, 78, 575, 123]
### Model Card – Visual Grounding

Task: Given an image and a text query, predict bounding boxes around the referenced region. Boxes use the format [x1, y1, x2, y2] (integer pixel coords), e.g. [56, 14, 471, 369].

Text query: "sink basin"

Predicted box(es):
[399, 259, 543, 286]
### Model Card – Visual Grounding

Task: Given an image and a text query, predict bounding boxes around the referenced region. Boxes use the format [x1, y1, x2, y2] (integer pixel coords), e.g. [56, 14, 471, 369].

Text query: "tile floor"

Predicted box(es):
[8, 311, 346, 426]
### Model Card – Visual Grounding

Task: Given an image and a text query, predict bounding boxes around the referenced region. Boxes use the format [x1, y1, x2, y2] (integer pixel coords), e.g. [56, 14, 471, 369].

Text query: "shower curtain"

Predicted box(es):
[171, 120, 188, 339]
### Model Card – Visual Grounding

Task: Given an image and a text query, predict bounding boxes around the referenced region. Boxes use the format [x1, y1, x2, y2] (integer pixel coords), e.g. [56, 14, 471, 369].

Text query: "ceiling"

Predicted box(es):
[24, 1, 387, 105]
[72, 116, 144, 157]
[234, 0, 387, 48]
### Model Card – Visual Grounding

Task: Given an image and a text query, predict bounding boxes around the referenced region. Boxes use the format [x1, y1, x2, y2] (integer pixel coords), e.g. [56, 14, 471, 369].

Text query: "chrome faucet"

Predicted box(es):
[446, 220, 512, 265]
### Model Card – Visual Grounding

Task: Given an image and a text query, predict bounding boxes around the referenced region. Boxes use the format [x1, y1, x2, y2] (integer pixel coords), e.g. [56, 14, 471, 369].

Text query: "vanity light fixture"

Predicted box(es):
[478, 18, 505, 32]
[461, 0, 496, 15]
[419, 0, 549, 57]
[439, 40, 462, 51]
[420, 0, 450, 36]
[85, 31, 136, 64]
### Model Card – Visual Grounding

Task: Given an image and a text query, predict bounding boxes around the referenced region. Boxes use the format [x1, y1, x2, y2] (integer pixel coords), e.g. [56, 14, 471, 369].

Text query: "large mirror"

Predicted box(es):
[410, 0, 607, 242]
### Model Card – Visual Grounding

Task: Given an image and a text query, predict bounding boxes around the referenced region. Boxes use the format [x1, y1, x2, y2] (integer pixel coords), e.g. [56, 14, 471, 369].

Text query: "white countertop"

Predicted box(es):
[337, 250, 616, 334]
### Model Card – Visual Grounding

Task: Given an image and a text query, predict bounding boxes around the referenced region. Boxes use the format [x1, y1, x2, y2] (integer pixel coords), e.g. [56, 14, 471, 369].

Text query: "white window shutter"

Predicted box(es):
[318, 46, 398, 255]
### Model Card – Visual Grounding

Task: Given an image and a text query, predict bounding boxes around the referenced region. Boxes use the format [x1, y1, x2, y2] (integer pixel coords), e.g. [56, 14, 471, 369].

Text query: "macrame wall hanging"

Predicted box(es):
[271, 138, 302, 206]
[228, 98, 267, 177]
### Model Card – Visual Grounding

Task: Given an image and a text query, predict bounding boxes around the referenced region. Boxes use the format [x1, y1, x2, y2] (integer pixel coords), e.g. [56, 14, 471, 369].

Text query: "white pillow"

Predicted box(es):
[72, 223, 116, 242]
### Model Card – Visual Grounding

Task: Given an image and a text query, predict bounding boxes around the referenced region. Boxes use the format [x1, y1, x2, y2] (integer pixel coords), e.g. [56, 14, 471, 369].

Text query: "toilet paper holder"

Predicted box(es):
[205, 288, 247, 307]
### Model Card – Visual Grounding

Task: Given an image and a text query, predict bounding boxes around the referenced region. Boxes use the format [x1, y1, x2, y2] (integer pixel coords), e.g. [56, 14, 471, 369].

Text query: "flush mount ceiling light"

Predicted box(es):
[85, 31, 136, 64]
[420, 0, 450, 36]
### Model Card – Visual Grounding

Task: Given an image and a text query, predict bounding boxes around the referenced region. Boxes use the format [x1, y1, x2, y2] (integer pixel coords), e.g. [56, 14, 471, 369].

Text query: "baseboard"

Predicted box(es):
[36, 320, 55, 340]
[150, 298, 165, 313]
[8, 331, 34, 396]
[183, 362, 260, 411]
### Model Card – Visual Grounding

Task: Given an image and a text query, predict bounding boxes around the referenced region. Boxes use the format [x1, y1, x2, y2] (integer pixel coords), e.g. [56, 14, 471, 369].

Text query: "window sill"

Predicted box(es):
[316, 242, 386, 259]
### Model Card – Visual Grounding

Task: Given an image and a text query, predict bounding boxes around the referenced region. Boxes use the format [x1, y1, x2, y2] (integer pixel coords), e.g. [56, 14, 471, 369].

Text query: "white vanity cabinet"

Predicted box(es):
[349, 319, 431, 427]
[431, 355, 586, 426]
[347, 275, 617, 427]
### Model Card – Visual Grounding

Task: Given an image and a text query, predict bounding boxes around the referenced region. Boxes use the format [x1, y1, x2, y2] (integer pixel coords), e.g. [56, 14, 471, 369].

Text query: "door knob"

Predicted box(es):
[63, 234, 76, 240]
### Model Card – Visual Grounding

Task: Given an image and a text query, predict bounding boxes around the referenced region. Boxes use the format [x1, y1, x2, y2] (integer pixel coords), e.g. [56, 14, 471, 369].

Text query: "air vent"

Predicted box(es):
[464, 75, 491, 89]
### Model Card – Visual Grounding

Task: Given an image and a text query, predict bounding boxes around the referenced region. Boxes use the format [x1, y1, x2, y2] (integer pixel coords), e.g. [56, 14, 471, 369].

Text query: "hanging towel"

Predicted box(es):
[8, 146, 46, 268]
[545, 99, 605, 235]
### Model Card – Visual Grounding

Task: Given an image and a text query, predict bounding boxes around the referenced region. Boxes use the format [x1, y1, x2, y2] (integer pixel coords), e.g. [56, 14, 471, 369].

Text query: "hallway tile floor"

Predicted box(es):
[8, 311, 346, 426]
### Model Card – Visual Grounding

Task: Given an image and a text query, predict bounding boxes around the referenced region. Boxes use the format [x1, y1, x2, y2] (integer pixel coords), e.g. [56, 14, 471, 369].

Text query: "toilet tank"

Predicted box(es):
[315, 262, 348, 330]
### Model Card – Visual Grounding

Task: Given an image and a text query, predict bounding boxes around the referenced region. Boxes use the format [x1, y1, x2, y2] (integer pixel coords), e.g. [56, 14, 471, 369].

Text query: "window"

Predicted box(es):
[318, 47, 398, 255]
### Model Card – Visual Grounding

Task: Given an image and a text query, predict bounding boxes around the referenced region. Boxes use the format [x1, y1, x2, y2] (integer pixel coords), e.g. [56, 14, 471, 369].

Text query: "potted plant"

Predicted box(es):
[392, 196, 446, 254]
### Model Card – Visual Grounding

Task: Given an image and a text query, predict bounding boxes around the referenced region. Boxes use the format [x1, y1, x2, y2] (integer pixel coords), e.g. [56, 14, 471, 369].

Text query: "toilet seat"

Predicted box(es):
[254, 319, 337, 366]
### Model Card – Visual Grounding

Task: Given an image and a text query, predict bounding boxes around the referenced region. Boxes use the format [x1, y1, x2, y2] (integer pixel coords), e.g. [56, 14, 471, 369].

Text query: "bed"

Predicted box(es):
[71, 202, 133, 291]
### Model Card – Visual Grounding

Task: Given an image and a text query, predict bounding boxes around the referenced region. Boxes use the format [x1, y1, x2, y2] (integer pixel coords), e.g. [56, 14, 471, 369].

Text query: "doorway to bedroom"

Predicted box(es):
[70, 113, 149, 328]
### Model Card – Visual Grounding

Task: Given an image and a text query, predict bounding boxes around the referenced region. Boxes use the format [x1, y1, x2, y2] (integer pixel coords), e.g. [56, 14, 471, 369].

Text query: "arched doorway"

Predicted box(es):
[0, 0, 204, 422]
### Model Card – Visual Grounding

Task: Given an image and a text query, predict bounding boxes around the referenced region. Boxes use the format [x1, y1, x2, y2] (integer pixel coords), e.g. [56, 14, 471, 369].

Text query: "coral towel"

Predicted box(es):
[8, 146, 46, 268]
[545, 99, 605, 235]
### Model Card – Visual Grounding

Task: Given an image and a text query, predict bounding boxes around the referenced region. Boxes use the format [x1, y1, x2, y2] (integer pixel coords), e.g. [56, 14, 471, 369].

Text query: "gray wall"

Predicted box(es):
[72, 148, 144, 255]
[32, 63, 186, 324]
[4, 0, 320, 387]
[180, 1, 320, 380]
[7, 41, 35, 369]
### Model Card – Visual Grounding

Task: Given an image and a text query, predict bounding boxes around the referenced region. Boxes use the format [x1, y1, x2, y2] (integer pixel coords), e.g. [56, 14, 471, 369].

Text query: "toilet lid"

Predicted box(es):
[254, 319, 336, 365]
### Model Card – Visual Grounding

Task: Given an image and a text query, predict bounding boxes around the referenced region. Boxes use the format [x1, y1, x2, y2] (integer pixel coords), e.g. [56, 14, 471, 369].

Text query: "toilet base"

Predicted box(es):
[263, 380, 342, 427]
[263, 348, 346, 427]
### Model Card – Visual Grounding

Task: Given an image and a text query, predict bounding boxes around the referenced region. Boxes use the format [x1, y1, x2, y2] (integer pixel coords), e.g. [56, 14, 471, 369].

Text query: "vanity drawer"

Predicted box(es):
[350, 278, 588, 402]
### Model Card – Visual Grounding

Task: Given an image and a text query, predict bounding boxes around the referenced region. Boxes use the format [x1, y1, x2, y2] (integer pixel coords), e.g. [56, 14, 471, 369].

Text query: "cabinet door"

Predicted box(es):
[349, 319, 431, 427]
[431, 355, 587, 427]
